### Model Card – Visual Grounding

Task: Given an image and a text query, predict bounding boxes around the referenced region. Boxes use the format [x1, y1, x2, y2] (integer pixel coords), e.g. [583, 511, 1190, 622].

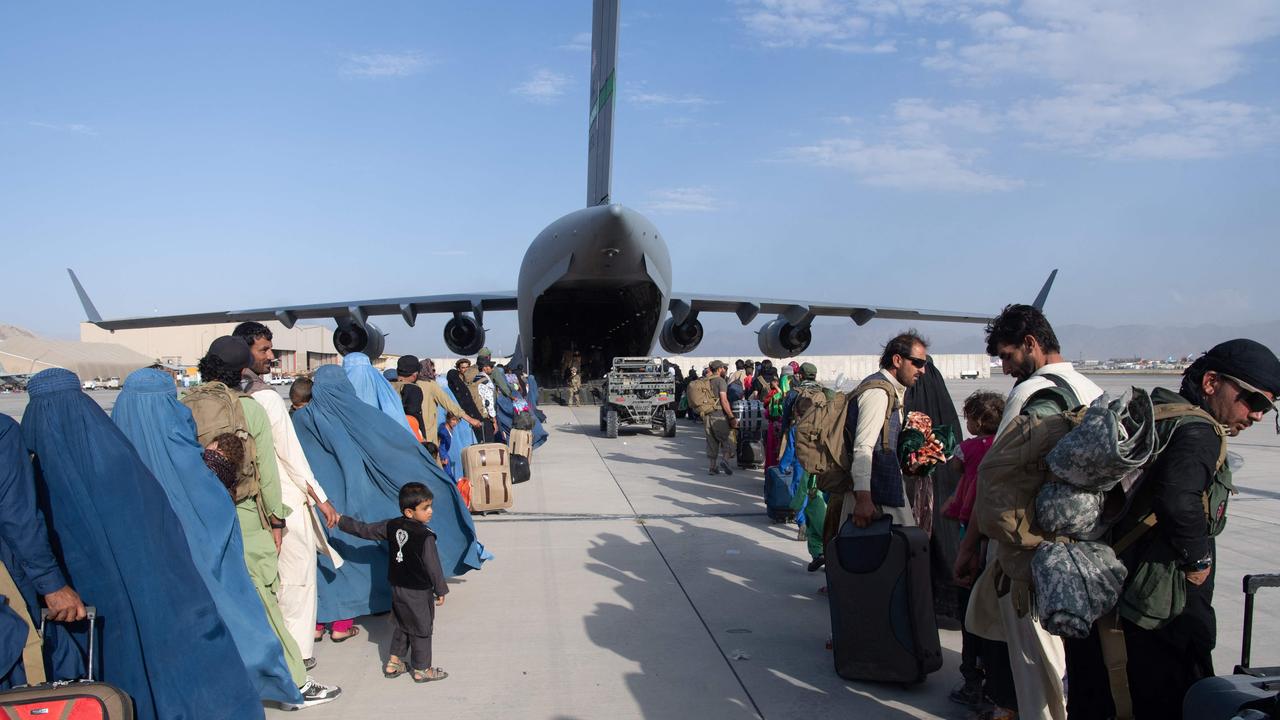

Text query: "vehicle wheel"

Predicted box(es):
[605, 409, 619, 438]
[663, 409, 677, 437]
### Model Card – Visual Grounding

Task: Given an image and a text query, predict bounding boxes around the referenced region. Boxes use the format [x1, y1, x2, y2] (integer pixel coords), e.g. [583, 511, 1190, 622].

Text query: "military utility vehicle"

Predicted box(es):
[599, 357, 677, 438]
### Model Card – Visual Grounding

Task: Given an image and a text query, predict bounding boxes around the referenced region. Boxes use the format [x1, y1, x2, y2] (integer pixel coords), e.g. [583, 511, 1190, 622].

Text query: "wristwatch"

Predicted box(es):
[268, 517, 287, 530]
[1182, 556, 1212, 572]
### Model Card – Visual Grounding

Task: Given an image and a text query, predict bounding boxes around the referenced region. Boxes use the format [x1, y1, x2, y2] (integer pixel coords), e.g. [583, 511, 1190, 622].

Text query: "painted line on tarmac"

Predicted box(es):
[473, 511, 760, 523]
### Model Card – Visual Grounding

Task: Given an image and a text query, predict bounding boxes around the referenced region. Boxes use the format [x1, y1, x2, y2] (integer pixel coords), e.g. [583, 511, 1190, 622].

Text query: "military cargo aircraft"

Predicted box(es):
[71, 0, 1022, 387]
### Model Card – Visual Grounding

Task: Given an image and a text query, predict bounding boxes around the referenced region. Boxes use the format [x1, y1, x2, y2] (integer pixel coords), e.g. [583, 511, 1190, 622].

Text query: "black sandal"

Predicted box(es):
[329, 626, 361, 643]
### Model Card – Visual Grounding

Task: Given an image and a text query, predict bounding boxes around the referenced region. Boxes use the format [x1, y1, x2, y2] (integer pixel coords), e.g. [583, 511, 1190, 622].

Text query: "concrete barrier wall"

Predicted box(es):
[661, 353, 991, 388]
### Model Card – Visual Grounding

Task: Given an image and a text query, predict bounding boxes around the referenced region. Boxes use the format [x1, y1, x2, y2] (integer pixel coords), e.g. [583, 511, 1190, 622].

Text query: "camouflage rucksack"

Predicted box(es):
[182, 381, 262, 506]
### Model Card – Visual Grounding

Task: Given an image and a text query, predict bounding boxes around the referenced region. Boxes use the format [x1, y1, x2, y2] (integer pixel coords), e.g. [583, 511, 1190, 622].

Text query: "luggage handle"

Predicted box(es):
[1239, 574, 1280, 673]
[39, 605, 97, 683]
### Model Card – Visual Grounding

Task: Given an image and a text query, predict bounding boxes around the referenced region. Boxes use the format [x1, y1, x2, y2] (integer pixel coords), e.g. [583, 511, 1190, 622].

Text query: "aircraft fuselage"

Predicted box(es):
[517, 203, 671, 386]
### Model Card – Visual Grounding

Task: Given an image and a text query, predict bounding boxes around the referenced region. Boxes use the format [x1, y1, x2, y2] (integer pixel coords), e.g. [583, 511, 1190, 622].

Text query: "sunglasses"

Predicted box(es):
[903, 356, 927, 369]
[1221, 374, 1275, 415]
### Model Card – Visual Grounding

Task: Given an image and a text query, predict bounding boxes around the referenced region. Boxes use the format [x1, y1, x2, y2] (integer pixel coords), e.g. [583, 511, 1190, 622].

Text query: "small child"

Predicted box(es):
[437, 413, 460, 472]
[289, 377, 313, 414]
[203, 433, 245, 500]
[938, 390, 1005, 709]
[338, 482, 449, 683]
[940, 391, 1005, 527]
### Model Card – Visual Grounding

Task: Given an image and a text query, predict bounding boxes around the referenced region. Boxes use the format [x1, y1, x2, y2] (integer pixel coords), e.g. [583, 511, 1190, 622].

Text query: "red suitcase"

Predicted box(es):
[0, 606, 134, 719]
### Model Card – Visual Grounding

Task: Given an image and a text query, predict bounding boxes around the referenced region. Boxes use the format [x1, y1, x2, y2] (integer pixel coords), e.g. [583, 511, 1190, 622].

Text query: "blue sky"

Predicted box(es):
[3, 1, 1278, 355]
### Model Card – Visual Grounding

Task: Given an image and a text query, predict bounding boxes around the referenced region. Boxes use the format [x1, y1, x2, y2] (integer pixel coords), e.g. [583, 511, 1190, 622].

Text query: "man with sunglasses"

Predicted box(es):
[1065, 338, 1280, 720]
[837, 330, 932, 536]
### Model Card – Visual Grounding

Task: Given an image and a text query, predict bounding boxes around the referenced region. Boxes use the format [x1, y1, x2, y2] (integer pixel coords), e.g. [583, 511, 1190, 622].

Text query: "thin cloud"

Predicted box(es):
[644, 186, 722, 212]
[629, 91, 712, 107]
[342, 52, 431, 78]
[28, 121, 98, 136]
[512, 69, 571, 103]
[785, 137, 1022, 192]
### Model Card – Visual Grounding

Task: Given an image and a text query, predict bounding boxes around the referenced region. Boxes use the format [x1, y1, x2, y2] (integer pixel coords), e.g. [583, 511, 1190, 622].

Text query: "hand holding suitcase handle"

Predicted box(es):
[40, 605, 98, 682]
[41, 585, 87, 623]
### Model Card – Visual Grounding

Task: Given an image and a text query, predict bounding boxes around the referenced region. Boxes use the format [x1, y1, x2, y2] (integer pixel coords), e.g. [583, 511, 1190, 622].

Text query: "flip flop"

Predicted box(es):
[329, 626, 361, 643]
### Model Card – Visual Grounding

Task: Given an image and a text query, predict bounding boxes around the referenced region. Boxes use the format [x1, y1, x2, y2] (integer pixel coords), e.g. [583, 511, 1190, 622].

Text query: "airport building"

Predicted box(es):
[80, 321, 340, 373]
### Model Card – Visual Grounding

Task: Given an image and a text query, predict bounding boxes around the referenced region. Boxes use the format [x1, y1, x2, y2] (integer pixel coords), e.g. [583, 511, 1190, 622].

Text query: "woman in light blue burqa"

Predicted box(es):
[112, 368, 301, 706]
[293, 365, 487, 623]
[341, 352, 413, 434]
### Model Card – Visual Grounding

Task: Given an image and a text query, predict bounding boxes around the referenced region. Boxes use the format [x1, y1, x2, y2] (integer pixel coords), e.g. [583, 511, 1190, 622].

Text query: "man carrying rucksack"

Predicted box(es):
[188, 336, 341, 708]
[956, 304, 1101, 720]
[1063, 339, 1279, 720]
[704, 360, 738, 475]
[834, 332, 931, 539]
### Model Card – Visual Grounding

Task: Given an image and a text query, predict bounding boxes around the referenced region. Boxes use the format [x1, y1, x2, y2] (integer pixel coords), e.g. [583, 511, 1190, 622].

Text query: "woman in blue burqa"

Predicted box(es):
[293, 365, 488, 624]
[341, 352, 413, 435]
[20, 369, 263, 720]
[111, 368, 301, 706]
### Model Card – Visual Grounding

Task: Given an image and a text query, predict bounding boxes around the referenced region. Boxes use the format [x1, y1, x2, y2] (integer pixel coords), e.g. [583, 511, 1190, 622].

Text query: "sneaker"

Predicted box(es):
[806, 555, 826, 572]
[708, 467, 720, 475]
[293, 677, 341, 709]
[303, 657, 317, 671]
[718, 459, 734, 475]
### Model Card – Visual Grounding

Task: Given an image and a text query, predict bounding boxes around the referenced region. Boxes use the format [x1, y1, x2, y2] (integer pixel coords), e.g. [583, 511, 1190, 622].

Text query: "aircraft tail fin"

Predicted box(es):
[586, 0, 619, 207]
[67, 268, 103, 323]
[1032, 269, 1058, 311]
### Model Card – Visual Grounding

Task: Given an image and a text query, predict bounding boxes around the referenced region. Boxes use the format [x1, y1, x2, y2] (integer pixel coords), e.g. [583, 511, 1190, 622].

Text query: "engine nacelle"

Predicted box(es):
[443, 315, 486, 356]
[333, 321, 386, 359]
[757, 317, 812, 358]
[658, 316, 704, 354]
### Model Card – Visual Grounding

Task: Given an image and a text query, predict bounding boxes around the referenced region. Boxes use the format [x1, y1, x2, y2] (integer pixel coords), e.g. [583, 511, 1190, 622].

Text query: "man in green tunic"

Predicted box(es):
[190, 337, 341, 709]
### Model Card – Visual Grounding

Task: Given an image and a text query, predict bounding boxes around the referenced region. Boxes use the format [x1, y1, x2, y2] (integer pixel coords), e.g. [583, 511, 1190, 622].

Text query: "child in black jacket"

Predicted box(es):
[338, 482, 449, 682]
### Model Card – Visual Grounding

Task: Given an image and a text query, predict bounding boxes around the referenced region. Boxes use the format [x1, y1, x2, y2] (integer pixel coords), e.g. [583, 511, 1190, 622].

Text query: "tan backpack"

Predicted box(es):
[792, 378, 897, 493]
[686, 377, 718, 415]
[182, 382, 263, 508]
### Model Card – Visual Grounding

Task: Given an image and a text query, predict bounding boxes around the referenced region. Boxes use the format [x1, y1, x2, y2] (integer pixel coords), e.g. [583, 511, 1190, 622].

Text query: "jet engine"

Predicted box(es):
[658, 316, 704, 354]
[443, 315, 486, 356]
[333, 321, 386, 359]
[757, 317, 812, 358]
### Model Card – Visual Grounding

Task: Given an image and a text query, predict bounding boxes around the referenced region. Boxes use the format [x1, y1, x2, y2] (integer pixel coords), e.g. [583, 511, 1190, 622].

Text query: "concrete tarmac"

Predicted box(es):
[2, 373, 1277, 719]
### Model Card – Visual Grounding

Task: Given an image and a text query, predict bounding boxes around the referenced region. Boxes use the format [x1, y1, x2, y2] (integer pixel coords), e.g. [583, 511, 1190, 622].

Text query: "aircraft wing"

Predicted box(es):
[666, 293, 994, 327]
[70, 269, 517, 330]
[667, 270, 1057, 327]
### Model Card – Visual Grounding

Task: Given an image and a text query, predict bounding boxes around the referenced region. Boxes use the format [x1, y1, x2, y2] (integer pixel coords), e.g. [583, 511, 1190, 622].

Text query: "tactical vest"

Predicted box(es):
[386, 517, 435, 591]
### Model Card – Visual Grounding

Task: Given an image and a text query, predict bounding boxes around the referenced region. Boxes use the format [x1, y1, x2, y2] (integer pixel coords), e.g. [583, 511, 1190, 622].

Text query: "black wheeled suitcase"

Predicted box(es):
[0, 606, 134, 719]
[1184, 574, 1280, 719]
[825, 517, 942, 684]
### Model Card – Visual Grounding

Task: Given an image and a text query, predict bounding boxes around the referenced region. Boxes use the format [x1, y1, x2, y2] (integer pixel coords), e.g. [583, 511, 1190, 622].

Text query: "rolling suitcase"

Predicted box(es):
[763, 465, 796, 523]
[1184, 574, 1280, 719]
[737, 440, 764, 469]
[825, 517, 941, 684]
[463, 443, 513, 513]
[509, 428, 533, 458]
[0, 607, 134, 719]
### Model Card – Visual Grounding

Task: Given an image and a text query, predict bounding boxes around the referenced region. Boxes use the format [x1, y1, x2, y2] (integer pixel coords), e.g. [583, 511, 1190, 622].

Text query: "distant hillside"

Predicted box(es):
[0, 324, 38, 341]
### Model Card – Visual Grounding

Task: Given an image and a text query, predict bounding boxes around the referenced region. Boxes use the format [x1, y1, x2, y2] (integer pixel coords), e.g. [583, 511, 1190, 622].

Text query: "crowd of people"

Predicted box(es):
[679, 305, 1279, 720]
[0, 322, 546, 718]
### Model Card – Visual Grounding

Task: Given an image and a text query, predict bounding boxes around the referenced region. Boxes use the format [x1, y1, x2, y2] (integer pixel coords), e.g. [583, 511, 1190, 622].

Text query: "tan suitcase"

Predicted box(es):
[463, 443, 513, 513]
[509, 428, 533, 458]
